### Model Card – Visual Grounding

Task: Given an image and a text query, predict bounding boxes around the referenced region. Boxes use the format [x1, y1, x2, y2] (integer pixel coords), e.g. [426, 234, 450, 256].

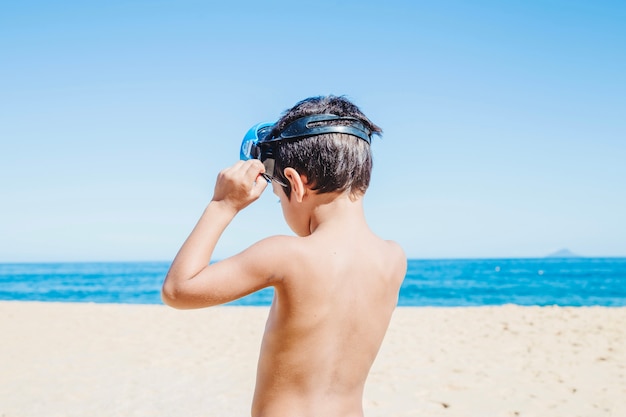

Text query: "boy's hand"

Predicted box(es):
[212, 160, 268, 212]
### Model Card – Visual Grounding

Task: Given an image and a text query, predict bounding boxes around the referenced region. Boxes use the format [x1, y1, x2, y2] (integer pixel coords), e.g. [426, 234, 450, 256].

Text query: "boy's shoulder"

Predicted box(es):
[251, 233, 406, 281]
[386, 239, 408, 281]
[383, 238, 407, 266]
[388, 239, 407, 263]
[258, 232, 406, 259]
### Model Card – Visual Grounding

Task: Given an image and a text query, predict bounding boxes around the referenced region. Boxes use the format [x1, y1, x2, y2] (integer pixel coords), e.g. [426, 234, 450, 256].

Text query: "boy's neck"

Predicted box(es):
[307, 192, 367, 235]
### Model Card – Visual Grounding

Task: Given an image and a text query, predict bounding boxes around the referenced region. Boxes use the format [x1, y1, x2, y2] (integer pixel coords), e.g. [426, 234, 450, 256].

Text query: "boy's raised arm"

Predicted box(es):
[161, 160, 269, 309]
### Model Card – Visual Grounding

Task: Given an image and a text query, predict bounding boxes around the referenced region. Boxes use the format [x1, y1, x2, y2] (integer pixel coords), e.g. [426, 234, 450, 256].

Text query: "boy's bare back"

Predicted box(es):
[252, 192, 405, 416]
[162, 96, 407, 417]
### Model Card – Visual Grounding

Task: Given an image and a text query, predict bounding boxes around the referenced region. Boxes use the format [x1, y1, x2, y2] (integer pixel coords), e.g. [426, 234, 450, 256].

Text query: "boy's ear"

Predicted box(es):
[283, 167, 307, 203]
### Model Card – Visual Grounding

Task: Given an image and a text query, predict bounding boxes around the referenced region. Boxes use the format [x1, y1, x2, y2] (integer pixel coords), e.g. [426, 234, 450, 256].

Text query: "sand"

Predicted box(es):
[0, 302, 624, 417]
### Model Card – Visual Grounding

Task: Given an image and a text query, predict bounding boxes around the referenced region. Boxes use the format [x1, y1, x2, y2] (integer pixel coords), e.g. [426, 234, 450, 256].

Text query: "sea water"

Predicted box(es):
[0, 258, 625, 307]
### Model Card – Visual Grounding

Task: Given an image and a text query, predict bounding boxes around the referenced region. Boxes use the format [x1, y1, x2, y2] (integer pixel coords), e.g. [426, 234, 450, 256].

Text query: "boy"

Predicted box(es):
[162, 95, 407, 417]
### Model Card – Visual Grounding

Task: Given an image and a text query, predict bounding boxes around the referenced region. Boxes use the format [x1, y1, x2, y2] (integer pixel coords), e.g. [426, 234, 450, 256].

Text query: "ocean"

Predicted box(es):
[0, 258, 625, 307]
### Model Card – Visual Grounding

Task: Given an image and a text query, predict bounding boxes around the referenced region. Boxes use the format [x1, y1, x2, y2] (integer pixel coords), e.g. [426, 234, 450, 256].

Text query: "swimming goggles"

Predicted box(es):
[240, 114, 372, 186]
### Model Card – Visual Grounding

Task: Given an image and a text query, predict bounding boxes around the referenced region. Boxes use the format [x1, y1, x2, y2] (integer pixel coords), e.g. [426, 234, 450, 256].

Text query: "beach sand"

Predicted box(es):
[1, 302, 624, 417]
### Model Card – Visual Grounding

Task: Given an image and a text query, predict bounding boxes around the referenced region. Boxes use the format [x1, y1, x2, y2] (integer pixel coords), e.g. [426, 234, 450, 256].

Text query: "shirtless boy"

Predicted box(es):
[162, 95, 407, 417]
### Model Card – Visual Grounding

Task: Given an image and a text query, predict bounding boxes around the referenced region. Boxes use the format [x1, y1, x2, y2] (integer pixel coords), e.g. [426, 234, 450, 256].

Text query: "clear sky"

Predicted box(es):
[1, 0, 625, 262]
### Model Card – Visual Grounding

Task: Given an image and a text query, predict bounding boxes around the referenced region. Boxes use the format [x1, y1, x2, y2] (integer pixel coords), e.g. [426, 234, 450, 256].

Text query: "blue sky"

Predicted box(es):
[1, 0, 625, 262]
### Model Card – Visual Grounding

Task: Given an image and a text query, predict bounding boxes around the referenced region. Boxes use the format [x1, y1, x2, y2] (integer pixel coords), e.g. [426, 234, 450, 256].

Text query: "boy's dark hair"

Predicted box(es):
[271, 95, 382, 198]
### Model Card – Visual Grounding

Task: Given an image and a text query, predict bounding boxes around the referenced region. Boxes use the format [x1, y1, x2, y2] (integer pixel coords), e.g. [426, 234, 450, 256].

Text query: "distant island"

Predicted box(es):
[546, 248, 582, 258]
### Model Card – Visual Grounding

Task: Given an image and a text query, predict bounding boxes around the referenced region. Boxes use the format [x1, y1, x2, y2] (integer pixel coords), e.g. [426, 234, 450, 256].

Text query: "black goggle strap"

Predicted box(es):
[253, 114, 370, 187]
[267, 114, 372, 144]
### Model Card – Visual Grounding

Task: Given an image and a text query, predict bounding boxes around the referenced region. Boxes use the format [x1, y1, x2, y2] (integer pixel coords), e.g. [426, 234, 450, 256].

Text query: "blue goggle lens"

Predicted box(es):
[240, 122, 274, 161]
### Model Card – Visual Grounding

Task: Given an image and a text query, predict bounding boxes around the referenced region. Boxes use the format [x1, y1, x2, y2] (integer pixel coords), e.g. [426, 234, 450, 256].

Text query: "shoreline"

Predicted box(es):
[1, 302, 624, 416]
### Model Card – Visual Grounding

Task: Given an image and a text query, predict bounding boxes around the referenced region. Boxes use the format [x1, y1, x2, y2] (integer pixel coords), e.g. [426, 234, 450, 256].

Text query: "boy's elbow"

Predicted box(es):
[161, 284, 179, 308]
[161, 279, 191, 309]
[161, 277, 218, 310]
